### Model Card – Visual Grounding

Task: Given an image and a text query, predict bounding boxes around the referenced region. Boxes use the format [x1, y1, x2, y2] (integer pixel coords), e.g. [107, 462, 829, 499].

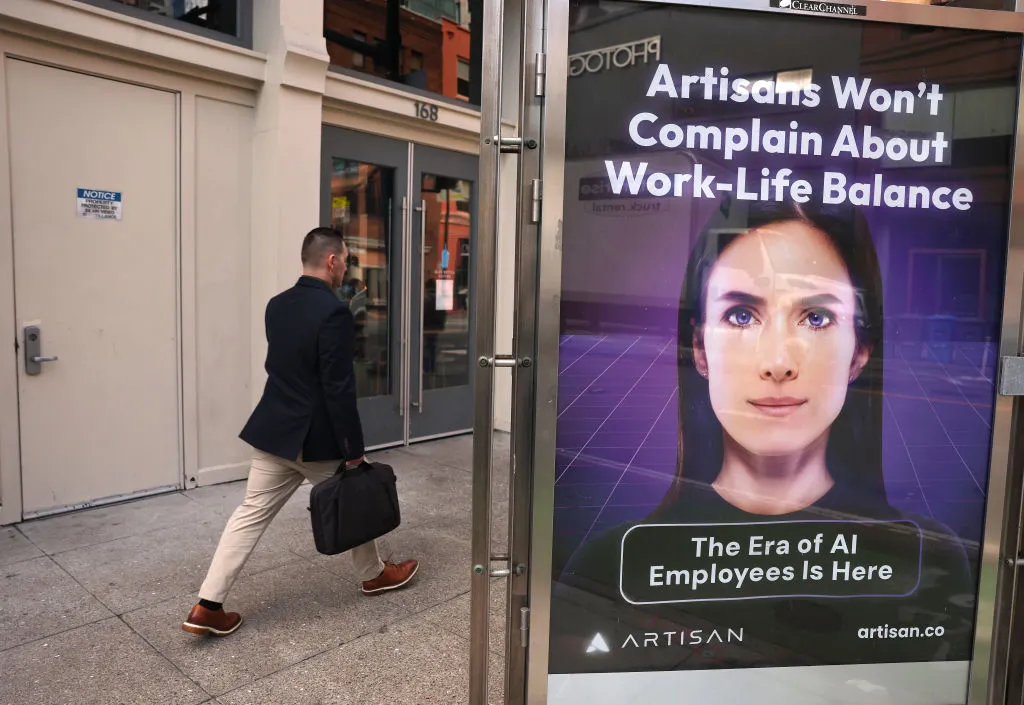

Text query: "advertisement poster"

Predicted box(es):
[548, 2, 1021, 703]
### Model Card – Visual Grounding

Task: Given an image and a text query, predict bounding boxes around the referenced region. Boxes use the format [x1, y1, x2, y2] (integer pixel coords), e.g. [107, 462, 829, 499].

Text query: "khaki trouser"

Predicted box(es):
[198, 449, 385, 603]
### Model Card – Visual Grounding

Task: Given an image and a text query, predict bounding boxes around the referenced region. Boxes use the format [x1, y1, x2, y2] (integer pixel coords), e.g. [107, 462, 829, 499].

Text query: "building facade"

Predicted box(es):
[0, 0, 517, 525]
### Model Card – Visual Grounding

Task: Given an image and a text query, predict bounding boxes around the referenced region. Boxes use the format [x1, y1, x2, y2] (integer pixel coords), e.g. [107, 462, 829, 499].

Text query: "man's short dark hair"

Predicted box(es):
[301, 227, 347, 267]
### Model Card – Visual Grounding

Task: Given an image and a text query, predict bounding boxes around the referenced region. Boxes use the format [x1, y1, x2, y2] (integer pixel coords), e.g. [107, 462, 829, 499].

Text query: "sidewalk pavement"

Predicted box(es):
[0, 433, 510, 705]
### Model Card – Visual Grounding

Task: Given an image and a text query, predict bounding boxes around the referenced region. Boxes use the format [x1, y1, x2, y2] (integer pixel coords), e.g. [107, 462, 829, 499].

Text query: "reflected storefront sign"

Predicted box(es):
[568, 35, 661, 77]
[543, 2, 1021, 703]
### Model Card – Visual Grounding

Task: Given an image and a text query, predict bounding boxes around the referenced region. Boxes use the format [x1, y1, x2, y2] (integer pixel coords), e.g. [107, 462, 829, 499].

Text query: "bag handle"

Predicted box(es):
[336, 458, 373, 475]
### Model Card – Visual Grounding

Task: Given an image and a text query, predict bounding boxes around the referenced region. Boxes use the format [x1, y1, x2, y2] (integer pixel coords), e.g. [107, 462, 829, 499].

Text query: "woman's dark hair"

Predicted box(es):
[656, 197, 888, 510]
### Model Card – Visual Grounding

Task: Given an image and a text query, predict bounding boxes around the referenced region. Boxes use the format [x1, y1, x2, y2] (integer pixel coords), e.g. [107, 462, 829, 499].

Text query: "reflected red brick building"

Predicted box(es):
[324, 0, 472, 102]
[442, 18, 472, 100]
[330, 161, 391, 306]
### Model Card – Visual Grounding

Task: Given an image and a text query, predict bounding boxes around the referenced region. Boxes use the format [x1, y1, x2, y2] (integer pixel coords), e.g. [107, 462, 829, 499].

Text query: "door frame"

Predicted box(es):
[0, 52, 19, 527]
[409, 144, 479, 442]
[0, 48, 195, 526]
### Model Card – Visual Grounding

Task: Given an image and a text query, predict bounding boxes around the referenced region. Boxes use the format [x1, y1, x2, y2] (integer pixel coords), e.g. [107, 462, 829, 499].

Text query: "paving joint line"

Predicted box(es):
[118, 612, 217, 702]
[212, 591, 458, 701]
[0, 612, 115, 656]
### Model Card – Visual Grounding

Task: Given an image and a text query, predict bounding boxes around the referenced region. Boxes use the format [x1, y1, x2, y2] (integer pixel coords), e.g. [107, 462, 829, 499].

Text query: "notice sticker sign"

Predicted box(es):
[435, 278, 454, 311]
[76, 189, 122, 221]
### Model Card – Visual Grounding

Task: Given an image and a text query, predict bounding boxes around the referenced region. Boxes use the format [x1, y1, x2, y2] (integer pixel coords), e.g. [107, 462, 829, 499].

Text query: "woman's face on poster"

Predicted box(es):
[694, 220, 870, 457]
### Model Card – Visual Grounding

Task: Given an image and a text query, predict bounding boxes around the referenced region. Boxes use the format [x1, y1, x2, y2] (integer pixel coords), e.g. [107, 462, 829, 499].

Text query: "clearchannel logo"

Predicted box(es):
[770, 0, 867, 15]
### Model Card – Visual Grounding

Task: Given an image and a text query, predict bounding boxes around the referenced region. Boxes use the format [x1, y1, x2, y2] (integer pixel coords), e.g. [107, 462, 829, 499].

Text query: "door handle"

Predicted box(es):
[413, 199, 426, 414]
[24, 325, 56, 376]
[398, 196, 406, 419]
[400, 196, 411, 419]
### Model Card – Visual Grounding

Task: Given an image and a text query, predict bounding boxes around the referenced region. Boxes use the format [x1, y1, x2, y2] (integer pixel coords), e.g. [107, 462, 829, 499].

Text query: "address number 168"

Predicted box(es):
[414, 101, 439, 121]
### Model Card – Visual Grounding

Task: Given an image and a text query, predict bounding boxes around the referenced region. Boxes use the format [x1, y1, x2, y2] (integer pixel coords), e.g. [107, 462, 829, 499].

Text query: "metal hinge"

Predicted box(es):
[520, 607, 530, 647]
[479, 354, 532, 369]
[535, 52, 546, 97]
[1000, 356, 1024, 396]
[530, 179, 542, 224]
[489, 136, 538, 153]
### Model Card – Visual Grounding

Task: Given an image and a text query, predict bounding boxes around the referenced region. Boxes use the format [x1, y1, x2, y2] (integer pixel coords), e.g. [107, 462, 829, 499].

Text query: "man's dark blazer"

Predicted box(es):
[240, 275, 365, 463]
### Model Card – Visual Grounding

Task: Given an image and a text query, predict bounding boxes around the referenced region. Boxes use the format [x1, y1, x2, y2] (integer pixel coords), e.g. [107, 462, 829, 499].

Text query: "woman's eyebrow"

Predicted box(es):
[717, 291, 766, 306]
[797, 293, 843, 307]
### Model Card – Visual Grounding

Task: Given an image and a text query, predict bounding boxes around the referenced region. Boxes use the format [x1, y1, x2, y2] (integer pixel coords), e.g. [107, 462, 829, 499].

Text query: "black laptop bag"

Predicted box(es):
[309, 460, 401, 555]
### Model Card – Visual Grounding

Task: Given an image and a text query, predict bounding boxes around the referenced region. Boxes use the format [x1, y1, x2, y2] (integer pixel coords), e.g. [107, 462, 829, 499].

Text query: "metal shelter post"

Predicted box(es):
[470, 0, 551, 696]
[468, 0, 506, 692]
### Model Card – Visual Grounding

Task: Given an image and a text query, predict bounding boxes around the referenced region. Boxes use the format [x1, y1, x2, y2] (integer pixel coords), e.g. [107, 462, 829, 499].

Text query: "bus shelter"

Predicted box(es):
[468, 0, 1024, 703]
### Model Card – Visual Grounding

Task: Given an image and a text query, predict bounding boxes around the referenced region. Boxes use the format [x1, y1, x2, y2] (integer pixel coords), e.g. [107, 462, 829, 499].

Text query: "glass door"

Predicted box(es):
[321, 126, 408, 448]
[409, 146, 478, 441]
[321, 128, 478, 446]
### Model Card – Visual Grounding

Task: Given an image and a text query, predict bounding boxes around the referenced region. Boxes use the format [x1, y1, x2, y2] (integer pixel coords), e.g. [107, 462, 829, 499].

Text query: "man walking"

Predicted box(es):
[183, 227, 418, 637]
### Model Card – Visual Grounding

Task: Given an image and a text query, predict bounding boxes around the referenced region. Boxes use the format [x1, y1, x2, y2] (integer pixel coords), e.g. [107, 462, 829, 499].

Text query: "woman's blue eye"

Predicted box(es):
[806, 310, 833, 328]
[726, 309, 754, 326]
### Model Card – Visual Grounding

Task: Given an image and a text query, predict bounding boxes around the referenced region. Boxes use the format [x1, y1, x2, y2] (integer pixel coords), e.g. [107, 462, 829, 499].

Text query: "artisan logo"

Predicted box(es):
[620, 628, 745, 648]
[770, 0, 867, 15]
[586, 633, 611, 654]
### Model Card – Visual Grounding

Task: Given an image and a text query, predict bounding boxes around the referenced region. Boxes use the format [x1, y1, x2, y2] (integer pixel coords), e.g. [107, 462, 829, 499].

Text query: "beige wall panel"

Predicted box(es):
[195, 97, 254, 483]
[0, 31, 259, 107]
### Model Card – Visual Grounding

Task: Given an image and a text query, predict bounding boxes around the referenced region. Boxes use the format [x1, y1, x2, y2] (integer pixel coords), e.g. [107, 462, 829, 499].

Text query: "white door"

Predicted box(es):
[7, 60, 181, 518]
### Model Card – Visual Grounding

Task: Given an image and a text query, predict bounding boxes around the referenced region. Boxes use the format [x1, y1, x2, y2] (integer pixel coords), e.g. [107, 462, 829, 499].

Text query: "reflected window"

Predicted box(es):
[421, 174, 473, 391]
[324, 0, 480, 106]
[81, 0, 247, 42]
[353, 31, 367, 68]
[331, 158, 395, 399]
[457, 58, 471, 100]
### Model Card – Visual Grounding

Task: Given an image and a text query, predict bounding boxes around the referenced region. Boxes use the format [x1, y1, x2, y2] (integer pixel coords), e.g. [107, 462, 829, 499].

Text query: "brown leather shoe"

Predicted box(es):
[182, 604, 243, 637]
[361, 560, 419, 595]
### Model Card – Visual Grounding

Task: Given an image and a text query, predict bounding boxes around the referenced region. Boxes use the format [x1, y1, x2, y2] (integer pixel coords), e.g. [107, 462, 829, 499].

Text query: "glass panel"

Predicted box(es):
[103, 0, 239, 36]
[331, 158, 394, 399]
[549, 0, 1021, 701]
[421, 173, 472, 391]
[323, 0, 480, 105]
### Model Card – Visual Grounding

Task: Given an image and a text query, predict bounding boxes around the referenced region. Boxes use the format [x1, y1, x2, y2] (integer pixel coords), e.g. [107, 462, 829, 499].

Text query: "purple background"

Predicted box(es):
[552, 328, 995, 576]
[551, 4, 1019, 579]
[552, 194, 1007, 578]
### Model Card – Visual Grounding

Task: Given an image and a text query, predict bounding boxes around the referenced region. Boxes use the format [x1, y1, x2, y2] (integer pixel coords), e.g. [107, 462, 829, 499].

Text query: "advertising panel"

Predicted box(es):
[547, 2, 1022, 702]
